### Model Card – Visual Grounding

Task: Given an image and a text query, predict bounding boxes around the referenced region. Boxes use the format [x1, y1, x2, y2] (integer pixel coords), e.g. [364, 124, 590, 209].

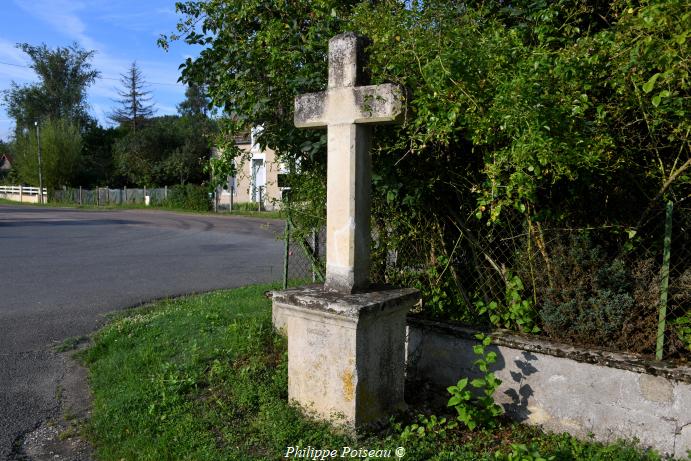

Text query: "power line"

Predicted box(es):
[0, 60, 184, 86]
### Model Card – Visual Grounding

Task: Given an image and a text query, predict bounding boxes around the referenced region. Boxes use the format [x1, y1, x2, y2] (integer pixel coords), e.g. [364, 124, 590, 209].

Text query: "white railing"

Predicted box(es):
[0, 185, 47, 196]
[0, 185, 48, 203]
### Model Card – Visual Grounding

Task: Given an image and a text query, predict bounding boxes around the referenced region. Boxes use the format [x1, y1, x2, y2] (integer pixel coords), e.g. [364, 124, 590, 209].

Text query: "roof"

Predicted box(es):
[0, 154, 12, 170]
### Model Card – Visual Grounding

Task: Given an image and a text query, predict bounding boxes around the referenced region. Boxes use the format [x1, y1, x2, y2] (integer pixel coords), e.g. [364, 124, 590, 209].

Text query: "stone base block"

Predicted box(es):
[272, 285, 419, 429]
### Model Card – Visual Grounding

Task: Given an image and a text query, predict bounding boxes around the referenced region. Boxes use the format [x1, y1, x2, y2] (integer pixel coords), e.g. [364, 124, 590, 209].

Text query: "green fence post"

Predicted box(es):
[656, 200, 674, 360]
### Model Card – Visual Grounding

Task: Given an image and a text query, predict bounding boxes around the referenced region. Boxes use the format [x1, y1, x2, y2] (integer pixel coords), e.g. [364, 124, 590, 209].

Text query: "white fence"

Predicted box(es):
[0, 185, 48, 203]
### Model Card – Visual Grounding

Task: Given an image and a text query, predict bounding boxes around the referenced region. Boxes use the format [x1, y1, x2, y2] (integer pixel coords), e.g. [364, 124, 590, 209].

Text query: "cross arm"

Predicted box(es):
[294, 91, 328, 128]
[352, 83, 404, 124]
[295, 83, 404, 128]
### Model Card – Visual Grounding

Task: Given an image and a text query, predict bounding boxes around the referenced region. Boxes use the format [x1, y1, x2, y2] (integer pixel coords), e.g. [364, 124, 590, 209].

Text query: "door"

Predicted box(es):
[251, 159, 266, 202]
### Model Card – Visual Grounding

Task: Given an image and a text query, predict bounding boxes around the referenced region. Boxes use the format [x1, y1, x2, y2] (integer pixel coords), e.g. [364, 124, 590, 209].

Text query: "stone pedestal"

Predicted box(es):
[272, 285, 418, 429]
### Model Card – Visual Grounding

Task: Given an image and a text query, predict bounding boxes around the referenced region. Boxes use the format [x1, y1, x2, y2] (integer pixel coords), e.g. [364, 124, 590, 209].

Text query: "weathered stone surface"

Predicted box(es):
[280, 31, 415, 432]
[293, 32, 404, 293]
[406, 317, 691, 457]
[328, 32, 369, 89]
[295, 85, 403, 128]
[273, 285, 418, 429]
[273, 285, 418, 326]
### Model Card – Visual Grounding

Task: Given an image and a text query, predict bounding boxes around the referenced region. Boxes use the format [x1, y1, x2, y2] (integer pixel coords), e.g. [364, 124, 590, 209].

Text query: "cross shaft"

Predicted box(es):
[294, 33, 403, 293]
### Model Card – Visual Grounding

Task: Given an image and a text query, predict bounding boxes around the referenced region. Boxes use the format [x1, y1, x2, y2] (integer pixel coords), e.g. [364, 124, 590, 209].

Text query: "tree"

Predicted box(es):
[76, 122, 126, 187]
[12, 118, 82, 190]
[109, 62, 156, 132]
[113, 115, 212, 187]
[163, 0, 690, 341]
[2, 42, 99, 135]
[177, 83, 210, 118]
[160, 1, 355, 155]
[160, 0, 354, 210]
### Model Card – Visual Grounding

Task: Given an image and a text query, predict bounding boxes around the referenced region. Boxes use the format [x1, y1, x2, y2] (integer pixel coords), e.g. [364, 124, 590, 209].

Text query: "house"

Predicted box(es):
[0, 153, 12, 178]
[215, 128, 289, 211]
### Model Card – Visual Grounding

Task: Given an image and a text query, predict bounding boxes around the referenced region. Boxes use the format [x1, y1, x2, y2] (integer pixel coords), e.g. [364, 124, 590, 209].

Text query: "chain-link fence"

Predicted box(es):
[51, 186, 169, 206]
[283, 201, 690, 362]
[282, 218, 326, 288]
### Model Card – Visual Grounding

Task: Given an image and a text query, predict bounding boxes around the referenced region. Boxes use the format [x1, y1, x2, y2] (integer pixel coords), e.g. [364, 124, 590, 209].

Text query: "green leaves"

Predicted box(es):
[445, 334, 503, 431]
[642, 73, 660, 94]
[475, 274, 539, 334]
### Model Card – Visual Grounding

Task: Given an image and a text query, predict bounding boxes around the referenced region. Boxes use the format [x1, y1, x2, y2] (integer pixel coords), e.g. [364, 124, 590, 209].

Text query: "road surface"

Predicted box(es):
[0, 205, 285, 459]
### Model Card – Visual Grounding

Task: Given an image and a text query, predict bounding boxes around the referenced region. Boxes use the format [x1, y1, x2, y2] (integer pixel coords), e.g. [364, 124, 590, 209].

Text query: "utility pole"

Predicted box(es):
[35, 121, 44, 204]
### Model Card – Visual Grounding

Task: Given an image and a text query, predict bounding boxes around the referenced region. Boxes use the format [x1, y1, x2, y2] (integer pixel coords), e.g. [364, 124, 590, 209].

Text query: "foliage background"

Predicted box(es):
[12, 118, 82, 191]
[170, 0, 691, 357]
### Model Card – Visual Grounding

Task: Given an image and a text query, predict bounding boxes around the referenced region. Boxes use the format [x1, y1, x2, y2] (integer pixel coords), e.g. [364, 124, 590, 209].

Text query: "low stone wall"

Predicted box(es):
[407, 318, 691, 458]
[0, 192, 42, 203]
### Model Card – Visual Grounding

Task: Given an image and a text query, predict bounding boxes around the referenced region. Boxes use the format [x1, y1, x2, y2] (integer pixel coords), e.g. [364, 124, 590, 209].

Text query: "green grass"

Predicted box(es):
[55, 335, 90, 352]
[0, 198, 284, 219]
[223, 209, 284, 219]
[82, 285, 667, 461]
[0, 197, 42, 206]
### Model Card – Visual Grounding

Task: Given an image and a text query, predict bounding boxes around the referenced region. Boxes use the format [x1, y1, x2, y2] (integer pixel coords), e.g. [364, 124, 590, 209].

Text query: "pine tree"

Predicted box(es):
[177, 83, 210, 118]
[109, 62, 155, 132]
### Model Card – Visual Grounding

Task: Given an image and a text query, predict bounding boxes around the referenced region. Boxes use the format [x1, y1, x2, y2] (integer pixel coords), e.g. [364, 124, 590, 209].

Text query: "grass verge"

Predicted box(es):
[81, 285, 666, 461]
[0, 198, 284, 219]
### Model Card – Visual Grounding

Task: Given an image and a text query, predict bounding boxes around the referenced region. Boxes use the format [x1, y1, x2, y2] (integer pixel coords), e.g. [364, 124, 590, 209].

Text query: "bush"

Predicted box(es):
[13, 118, 82, 189]
[538, 233, 644, 350]
[231, 201, 261, 212]
[164, 184, 210, 211]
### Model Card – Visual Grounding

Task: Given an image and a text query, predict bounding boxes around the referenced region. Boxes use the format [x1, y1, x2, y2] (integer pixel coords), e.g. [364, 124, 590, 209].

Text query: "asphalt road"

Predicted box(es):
[0, 205, 285, 459]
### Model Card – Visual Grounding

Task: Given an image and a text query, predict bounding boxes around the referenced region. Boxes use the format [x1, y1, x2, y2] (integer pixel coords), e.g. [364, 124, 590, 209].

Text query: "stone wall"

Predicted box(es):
[0, 191, 44, 204]
[406, 318, 691, 458]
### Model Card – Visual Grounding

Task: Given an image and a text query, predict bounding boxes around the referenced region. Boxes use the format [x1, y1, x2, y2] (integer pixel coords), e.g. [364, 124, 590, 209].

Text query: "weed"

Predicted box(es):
[476, 273, 539, 334]
[447, 333, 503, 431]
[55, 335, 89, 352]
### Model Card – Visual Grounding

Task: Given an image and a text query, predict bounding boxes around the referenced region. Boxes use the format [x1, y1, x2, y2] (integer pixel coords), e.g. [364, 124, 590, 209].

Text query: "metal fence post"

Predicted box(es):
[96, 187, 100, 206]
[283, 218, 290, 290]
[312, 230, 319, 283]
[230, 185, 234, 212]
[656, 200, 674, 360]
[79, 186, 82, 205]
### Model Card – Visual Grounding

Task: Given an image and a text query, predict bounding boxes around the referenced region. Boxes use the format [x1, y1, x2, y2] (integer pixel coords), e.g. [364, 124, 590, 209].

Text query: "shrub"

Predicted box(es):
[165, 184, 210, 211]
[12, 118, 82, 189]
[539, 233, 644, 349]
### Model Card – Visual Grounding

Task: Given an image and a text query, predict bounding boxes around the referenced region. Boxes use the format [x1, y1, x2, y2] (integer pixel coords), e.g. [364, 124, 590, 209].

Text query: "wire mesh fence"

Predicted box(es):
[282, 218, 326, 288]
[51, 187, 169, 206]
[283, 201, 690, 362]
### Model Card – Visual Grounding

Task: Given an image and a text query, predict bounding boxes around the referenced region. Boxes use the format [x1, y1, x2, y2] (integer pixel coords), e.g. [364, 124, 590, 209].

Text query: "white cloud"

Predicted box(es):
[0, 38, 36, 82]
[13, 0, 105, 51]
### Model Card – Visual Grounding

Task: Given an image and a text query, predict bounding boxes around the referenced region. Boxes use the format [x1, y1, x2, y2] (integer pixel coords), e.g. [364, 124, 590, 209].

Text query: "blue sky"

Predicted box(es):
[0, 0, 197, 141]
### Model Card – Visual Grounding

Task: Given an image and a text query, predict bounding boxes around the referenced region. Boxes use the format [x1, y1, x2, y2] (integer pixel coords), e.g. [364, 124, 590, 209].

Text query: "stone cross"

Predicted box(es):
[294, 32, 403, 293]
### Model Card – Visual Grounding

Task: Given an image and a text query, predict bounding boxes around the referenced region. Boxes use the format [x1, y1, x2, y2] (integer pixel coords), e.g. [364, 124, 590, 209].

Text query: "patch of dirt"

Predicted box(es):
[12, 345, 94, 461]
